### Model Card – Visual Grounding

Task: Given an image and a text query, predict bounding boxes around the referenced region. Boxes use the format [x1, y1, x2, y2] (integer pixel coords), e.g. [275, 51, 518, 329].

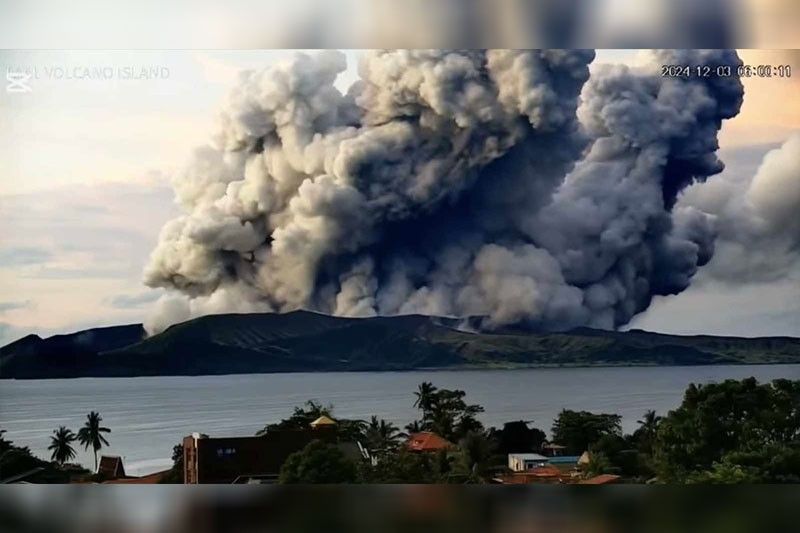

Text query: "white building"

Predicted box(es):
[508, 453, 550, 472]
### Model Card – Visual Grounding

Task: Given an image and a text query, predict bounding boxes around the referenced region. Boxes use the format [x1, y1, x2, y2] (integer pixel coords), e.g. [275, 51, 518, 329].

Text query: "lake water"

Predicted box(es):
[2, 364, 798, 476]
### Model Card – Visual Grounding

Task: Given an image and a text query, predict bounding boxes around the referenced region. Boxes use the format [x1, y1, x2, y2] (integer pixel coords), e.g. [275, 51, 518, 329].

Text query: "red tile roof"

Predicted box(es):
[406, 432, 454, 452]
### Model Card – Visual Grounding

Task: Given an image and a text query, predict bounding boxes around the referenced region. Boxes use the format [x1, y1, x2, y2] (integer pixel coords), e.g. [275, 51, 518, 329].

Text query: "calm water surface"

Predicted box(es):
[2, 364, 798, 475]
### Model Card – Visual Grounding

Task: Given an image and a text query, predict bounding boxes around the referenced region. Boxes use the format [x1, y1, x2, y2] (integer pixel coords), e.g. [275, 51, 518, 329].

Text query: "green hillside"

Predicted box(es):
[1, 311, 799, 378]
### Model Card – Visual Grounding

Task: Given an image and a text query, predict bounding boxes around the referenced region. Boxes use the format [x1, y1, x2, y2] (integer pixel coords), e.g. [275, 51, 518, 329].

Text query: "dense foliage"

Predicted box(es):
[4, 378, 797, 484]
[551, 410, 622, 455]
[269, 378, 799, 484]
[654, 378, 800, 483]
[47, 426, 77, 465]
[0, 428, 88, 483]
[279, 440, 359, 483]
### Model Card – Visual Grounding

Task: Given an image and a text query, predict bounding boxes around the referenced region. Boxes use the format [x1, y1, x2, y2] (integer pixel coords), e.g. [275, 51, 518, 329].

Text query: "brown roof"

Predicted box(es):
[103, 469, 171, 484]
[578, 474, 621, 485]
[97, 456, 125, 478]
[406, 432, 454, 452]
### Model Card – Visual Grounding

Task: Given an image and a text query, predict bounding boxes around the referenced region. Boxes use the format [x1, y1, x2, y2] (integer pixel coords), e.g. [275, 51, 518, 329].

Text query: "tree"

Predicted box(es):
[279, 440, 359, 483]
[258, 400, 366, 442]
[0, 429, 87, 483]
[77, 411, 111, 472]
[686, 462, 762, 484]
[404, 420, 422, 434]
[585, 452, 614, 477]
[632, 410, 661, 453]
[551, 410, 622, 455]
[413, 381, 436, 410]
[365, 416, 402, 456]
[360, 448, 450, 484]
[458, 431, 494, 481]
[0, 428, 12, 454]
[491, 421, 547, 455]
[159, 442, 185, 484]
[48, 426, 77, 466]
[259, 400, 335, 434]
[412, 383, 485, 442]
[654, 378, 800, 483]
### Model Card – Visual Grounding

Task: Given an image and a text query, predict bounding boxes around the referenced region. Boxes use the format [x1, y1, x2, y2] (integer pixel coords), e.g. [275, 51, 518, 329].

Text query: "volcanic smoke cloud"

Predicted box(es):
[144, 49, 746, 334]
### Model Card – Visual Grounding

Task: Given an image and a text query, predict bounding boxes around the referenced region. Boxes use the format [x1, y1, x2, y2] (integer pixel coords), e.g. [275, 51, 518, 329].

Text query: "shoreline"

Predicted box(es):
[2, 359, 798, 380]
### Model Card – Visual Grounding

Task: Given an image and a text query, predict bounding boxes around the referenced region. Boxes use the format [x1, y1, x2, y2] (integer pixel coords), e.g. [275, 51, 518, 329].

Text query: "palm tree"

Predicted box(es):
[365, 416, 401, 454]
[413, 382, 437, 411]
[459, 431, 493, 481]
[636, 409, 661, 453]
[404, 420, 422, 435]
[77, 411, 111, 472]
[637, 410, 661, 437]
[48, 426, 77, 466]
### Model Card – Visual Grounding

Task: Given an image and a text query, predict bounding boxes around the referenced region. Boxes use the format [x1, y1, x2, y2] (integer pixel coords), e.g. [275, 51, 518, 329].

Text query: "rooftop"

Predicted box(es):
[310, 415, 337, 427]
[508, 453, 549, 461]
[406, 431, 454, 452]
[97, 455, 125, 478]
[548, 455, 582, 464]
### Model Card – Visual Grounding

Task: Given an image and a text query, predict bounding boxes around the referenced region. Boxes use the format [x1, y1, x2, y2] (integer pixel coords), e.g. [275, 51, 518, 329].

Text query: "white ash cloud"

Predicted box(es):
[143, 49, 746, 334]
[679, 134, 800, 284]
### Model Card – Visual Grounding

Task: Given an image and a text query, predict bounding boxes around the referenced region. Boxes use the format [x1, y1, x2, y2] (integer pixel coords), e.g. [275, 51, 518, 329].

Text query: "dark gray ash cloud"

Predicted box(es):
[143, 49, 759, 334]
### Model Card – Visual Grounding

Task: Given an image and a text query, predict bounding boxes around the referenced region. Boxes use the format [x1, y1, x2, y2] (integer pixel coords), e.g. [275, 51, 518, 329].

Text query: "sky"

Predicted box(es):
[0, 49, 798, 344]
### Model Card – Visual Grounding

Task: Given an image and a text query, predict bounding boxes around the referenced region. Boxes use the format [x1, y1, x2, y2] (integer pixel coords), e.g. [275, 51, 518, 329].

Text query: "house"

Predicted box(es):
[406, 432, 454, 453]
[508, 453, 549, 472]
[183, 419, 343, 484]
[97, 455, 126, 479]
[508, 451, 589, 472]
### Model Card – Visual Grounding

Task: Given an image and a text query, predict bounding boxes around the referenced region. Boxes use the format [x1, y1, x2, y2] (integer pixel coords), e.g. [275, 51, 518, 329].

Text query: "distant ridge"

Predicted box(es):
[1, 310, 799, 379]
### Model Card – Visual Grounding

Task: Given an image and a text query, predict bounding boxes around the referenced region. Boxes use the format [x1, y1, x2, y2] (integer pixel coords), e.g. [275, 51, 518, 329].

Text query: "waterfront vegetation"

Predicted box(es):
[271, 377, 800, 484]
[1, 377, 798, 484]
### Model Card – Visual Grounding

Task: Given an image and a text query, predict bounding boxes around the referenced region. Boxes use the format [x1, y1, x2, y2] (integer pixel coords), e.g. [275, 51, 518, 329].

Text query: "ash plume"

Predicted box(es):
[143, 49, 744, 334]
[679, 133, 800, 284]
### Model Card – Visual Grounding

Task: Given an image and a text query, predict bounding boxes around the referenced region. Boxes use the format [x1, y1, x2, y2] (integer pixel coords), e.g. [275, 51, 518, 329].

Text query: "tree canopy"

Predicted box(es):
[48, 426, 77, 466]
[551, 410, 622, 455]
[654, 378, 800, 483]
[279, 440, 359, 483]
[408, 383, 485, 442]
